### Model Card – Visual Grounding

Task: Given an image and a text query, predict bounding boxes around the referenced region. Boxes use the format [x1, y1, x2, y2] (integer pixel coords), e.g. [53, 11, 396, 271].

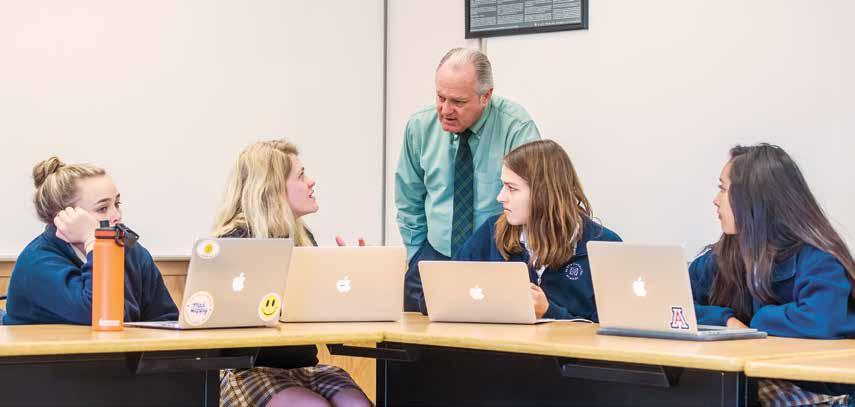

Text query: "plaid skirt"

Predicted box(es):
[220, 365, 363, 407]
[759, 379, 851, 407]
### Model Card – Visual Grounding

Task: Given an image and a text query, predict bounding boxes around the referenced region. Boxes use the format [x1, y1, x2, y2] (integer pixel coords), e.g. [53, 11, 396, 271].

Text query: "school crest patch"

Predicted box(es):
[564, 263, 584, 281]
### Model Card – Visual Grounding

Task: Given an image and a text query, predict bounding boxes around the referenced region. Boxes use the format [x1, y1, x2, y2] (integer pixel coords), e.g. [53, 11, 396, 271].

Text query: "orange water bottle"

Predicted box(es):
[92, 220, 125, 331]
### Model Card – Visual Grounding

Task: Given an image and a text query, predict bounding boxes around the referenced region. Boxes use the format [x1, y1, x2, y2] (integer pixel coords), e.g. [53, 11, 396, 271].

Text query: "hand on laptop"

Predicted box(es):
[726, 317, 749, 329]
[531, 284, 549, 318]
[335, 235, 366, 247]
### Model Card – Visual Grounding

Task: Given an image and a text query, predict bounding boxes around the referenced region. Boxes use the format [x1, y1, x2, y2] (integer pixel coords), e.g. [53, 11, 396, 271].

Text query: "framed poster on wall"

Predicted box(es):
[465, 0, 588, 38]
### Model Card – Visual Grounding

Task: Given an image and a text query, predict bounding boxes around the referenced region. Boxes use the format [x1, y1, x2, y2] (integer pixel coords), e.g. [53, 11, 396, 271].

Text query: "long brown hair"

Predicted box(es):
[709, 144, 855, 321]
[495, 140, 593, 269]
[212, 139, 313, 246]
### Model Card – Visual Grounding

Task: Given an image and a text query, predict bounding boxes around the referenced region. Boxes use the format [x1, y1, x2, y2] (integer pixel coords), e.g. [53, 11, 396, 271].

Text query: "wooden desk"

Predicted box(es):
[375, 314, 855, 406]
[0, 315, 850, 406]
[745, 350, 855, 385]
[0, 322, 383, 406]
[383, 314, 855, 371]
[0, 322, 383, 356]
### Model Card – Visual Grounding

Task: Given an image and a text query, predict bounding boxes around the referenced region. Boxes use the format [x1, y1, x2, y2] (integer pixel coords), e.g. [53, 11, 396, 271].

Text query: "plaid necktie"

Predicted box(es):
[451, 129, 474, 256]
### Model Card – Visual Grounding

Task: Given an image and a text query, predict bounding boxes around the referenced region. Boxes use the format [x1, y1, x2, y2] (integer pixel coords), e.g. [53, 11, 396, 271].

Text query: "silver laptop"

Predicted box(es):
[127, 238, 293, 330]
[588, 242, 766, 341]
[280, 246, 406, 322]
[420, 261, 554, 324]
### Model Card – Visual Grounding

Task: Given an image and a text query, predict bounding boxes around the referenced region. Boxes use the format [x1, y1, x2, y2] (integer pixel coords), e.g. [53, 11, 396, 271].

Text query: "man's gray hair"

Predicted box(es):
[437, 47, 494, 95]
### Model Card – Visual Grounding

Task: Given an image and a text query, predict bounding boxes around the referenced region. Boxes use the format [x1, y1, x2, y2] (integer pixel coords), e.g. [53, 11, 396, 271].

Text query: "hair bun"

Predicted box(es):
[32, 156, 65, 188]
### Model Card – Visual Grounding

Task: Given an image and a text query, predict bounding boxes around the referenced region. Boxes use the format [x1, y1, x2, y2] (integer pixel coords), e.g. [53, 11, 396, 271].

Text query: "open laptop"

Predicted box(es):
[420, 261, 555, 324]
[127, 238, 293, 330]
[588, 242, 766, 341]
[280, 246, 406, 322]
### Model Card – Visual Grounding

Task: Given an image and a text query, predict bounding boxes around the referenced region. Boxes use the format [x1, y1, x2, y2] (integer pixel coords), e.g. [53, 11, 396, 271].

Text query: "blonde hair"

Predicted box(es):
[32, 157, 106, 224]
[212, 139, 312, 246]
[495, 140, 593, 269]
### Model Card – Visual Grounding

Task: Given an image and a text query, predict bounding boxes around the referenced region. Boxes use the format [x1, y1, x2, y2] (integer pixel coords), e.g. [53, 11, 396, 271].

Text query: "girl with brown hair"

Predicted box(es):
[451, 140, 622, 320]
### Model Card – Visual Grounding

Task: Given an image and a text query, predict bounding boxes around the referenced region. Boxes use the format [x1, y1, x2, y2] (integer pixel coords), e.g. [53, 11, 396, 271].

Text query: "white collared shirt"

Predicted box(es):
[71, 244, 88, 263]
[520, 230, 546, 285]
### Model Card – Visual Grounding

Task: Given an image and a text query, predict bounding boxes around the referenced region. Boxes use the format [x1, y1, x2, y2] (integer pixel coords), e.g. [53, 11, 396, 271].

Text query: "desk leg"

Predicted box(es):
[377, 342, 753, 407]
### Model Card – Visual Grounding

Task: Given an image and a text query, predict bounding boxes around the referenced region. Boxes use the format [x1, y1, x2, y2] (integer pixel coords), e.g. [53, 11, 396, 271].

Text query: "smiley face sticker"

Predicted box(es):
[196, 240, 220, 260]
[258, 292, 282, 322]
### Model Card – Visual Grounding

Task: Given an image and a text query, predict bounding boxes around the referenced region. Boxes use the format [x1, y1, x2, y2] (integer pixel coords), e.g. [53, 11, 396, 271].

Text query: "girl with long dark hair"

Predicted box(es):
[690, 143, 854, 405]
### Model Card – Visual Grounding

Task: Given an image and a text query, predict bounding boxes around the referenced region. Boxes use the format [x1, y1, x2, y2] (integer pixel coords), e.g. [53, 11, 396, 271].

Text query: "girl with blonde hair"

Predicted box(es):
[3, 157, 177, 325]
[214, 139, 370, 407]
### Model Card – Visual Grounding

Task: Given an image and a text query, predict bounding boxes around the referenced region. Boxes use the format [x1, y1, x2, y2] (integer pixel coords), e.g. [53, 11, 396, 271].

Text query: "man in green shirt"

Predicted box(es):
[395, 47, 541, 312]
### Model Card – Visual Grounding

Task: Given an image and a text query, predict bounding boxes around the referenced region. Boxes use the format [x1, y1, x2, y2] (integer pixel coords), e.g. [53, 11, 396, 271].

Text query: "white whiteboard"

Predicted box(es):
[0, 1, 385, 258]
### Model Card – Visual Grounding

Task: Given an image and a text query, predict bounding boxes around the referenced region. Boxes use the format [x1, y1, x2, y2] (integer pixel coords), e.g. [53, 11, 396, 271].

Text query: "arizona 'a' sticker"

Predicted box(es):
[184, 291, 215, 326]
[258, 292, 282, 321]
[196, 240, 220, 260]
[669, 306, 690, 330]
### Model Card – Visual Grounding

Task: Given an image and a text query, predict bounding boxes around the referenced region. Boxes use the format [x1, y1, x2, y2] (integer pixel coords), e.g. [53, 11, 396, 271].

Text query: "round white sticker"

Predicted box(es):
[184, 291, 215, 326]
[196, 240, 220, 260]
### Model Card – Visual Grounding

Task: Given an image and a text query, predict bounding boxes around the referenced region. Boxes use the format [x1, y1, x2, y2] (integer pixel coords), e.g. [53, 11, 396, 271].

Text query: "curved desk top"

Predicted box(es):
[383, 314, 855, 372]
[0, 322, 386, 357]
[0, 313, 852, 375]
[745, 351, 855, 384]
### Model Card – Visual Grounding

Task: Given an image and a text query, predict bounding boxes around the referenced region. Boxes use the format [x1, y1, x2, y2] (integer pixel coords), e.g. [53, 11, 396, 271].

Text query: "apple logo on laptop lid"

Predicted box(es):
[336, 276, 352, 293]
[469, 285, 485, 301]
[232, 272, 246, 292]
[632, 276, 647, 297]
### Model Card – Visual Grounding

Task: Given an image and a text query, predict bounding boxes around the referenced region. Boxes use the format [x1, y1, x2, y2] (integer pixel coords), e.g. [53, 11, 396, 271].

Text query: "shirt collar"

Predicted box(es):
[467, 98, 492, 137]
[42, 224, 86, 265]
[71, 244, 88, 263]
[520, 229, 547, 276]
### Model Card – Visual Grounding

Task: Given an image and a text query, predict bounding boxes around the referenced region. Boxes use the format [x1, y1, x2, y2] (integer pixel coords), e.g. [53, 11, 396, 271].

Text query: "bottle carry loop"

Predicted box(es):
[98, 220, 139, 248]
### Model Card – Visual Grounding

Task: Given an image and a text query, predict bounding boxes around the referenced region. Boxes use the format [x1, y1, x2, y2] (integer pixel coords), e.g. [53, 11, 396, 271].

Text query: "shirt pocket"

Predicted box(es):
[474, 169, 502, 211]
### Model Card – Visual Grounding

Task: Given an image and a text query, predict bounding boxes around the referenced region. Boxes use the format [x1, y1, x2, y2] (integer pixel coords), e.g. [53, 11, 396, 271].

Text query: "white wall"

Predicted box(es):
[385, 0, 479, 245]
[385, 0, 855, 257]
[0, 0, 384, 257]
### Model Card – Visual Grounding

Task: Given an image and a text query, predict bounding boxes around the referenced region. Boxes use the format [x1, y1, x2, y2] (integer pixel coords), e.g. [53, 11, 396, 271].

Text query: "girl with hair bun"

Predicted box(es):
[3, 157, 177, 325]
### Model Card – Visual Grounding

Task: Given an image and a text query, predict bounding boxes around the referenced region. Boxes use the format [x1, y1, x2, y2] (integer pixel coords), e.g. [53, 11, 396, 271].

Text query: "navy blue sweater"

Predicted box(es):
[690, 245, 855, 339]
[3, 226, 178, 325]
[690, 245, 855, 398]
[453, 215, 622, 321]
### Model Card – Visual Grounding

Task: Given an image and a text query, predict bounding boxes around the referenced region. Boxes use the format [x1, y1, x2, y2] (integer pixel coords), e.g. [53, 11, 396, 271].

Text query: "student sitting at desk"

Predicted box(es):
[212, 139, 370, 407]
[3, 157, 178, 325]
[690, 143, 854, 405]
[448, 139, 622, 321]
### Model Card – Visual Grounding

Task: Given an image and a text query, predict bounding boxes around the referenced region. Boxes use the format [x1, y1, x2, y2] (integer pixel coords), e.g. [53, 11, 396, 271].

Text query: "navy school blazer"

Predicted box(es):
[451, 214, 622, 321]
[3, 225, 178, 325]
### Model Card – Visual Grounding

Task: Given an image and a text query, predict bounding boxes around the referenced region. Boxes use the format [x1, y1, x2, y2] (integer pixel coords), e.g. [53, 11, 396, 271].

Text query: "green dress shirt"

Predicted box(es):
[395, 95, 541, 259]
